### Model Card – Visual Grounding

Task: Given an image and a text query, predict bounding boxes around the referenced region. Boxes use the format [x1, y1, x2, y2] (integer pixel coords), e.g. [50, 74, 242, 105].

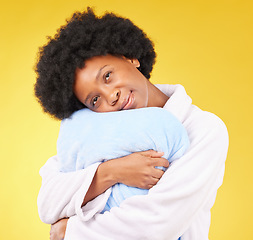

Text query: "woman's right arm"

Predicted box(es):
[37, 156, 99, 224]
[37, 150, 168, 224]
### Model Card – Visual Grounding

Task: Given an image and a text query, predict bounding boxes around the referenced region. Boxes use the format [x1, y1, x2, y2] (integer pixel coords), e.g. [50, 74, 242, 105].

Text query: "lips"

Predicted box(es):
[121, 91, 135, 110]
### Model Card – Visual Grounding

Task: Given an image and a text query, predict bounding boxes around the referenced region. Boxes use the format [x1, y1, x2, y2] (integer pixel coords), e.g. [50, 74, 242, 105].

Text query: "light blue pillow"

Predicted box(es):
[57, 107, 189, 212]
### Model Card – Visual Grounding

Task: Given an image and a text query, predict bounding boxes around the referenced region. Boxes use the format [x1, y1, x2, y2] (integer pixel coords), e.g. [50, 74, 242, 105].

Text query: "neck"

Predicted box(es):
[147, 82, 169, 108]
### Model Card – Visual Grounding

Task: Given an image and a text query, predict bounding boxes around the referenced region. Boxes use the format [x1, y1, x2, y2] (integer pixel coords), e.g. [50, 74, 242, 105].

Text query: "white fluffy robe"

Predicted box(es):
[37, 84, 229, 240]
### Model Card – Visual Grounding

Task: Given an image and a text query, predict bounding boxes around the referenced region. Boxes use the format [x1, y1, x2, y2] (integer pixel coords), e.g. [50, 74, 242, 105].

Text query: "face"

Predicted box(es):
[74, 55, 150, 112]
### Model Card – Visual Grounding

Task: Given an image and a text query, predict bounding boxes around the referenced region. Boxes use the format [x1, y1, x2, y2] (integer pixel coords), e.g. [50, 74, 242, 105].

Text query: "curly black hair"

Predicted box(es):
[34, 7, 156, 120]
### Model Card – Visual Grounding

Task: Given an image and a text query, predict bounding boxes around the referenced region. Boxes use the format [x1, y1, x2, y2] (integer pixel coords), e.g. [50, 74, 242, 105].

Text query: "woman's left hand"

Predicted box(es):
[50, 218, 68, 240]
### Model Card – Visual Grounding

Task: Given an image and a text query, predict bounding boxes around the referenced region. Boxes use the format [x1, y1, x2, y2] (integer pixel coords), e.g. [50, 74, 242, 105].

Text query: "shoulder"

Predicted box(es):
[184, 105, 229, 147]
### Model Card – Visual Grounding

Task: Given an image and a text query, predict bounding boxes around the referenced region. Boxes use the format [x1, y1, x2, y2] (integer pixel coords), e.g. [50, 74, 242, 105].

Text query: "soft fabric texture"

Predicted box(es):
[37, 84, 229, 240]
[57, 107, 190, 212]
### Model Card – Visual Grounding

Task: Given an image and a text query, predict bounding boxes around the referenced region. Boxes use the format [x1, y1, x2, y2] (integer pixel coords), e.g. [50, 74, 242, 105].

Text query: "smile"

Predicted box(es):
[121, 91, 135, 110]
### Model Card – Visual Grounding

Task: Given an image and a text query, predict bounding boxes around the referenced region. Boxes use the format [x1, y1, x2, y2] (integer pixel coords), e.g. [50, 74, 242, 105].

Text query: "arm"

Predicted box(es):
[37, 157, 100, 224]
[82, 150, 167, 206]
[37, 151, 168, 224]
[62, 112, 228, 240]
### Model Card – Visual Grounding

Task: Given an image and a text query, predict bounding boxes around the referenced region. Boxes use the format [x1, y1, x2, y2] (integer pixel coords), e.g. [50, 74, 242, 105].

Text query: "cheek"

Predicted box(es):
[96, 102, 117, 113]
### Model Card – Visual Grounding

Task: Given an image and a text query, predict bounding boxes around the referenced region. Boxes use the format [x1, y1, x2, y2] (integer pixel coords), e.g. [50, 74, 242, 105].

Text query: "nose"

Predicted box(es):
[107, 89, 120, 106]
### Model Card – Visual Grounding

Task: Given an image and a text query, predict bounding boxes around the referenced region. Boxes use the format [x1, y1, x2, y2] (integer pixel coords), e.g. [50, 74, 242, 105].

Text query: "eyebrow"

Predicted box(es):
[96, 65, 108, 81]
[84, 65, 108, 106]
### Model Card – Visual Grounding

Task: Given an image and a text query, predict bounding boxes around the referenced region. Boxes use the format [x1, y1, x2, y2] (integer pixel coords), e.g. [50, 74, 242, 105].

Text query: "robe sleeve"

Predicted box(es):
[64, 110, 228, 240]
[37, 157, 111, 224]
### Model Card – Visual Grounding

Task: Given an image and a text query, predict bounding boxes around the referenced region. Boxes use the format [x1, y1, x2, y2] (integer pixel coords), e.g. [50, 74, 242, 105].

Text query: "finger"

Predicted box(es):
[151, 168, 165, 179]
[141, 150, 164, 158]
[151, 158, 169, 168]
[147, 179, 159, 189]
[147, 184, 155, 189]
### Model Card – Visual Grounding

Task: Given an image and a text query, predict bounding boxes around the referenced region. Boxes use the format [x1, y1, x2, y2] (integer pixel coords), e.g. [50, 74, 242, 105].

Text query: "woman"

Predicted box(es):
[35, 8, 228, 240]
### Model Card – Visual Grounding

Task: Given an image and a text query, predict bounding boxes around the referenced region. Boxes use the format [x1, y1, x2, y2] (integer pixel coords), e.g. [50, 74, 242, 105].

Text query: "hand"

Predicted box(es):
[50, 218, 68, 240]
[114, 150, 169, 189]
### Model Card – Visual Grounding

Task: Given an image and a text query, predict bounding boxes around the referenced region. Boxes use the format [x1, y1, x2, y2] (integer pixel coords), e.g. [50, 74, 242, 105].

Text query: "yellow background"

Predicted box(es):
[1, 0, 252, 239]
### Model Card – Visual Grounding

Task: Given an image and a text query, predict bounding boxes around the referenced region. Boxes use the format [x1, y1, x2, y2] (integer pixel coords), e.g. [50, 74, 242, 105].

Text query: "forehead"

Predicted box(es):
[76, 55, 116, 80]
[79, 55, 123, 71]
[75, 55, 131, 84]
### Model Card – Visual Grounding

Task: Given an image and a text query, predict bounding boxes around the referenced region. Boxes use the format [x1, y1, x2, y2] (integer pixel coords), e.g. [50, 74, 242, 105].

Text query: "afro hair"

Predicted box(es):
[34, 7, 156, 120]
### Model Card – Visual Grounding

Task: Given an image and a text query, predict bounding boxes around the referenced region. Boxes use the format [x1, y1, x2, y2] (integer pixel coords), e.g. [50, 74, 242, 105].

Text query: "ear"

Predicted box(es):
[126, 58, 140, 68]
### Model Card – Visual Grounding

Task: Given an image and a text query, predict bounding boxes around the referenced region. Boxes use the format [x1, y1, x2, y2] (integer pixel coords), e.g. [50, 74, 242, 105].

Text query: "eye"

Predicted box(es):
[105, 72, 111, 83]
[91, 96, 99, 106]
